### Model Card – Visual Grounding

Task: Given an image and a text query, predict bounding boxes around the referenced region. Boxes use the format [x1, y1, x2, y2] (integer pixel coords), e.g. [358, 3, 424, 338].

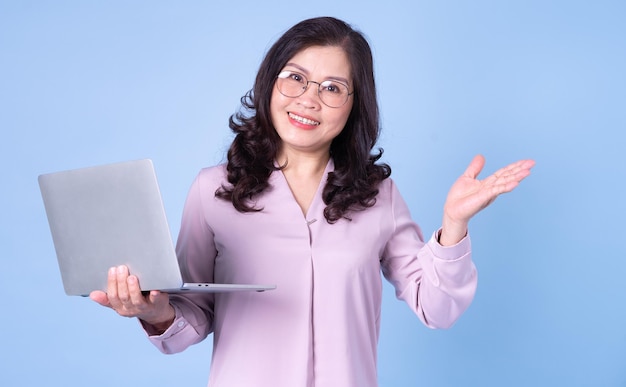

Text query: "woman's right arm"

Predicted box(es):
[91, 170, 218, 352]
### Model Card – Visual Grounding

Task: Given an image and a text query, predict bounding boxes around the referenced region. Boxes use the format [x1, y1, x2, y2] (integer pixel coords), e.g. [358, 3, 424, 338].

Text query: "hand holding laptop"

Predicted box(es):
[90, 265, 175, 333]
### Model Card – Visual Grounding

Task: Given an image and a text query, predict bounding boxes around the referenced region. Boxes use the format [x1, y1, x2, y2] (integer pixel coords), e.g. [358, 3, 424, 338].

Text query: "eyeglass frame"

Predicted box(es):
[275, 70, 354, 108]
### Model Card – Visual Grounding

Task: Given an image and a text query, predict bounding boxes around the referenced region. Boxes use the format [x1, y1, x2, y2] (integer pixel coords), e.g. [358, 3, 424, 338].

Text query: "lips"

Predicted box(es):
[288, 112, 320, 126]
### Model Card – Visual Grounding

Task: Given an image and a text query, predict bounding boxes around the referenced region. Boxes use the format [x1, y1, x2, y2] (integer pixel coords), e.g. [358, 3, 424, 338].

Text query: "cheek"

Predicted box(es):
[269, 88, 283, 125]
[270, 84, 291, 107]
[334, 103, 353, 128]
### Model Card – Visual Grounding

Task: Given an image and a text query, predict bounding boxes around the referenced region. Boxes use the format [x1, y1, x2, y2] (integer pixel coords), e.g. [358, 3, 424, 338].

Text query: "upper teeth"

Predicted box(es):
[289, 112, 319, 126]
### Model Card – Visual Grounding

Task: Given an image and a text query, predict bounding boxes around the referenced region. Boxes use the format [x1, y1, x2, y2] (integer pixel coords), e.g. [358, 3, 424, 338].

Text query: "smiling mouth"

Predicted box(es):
[288, 112, 320, 126]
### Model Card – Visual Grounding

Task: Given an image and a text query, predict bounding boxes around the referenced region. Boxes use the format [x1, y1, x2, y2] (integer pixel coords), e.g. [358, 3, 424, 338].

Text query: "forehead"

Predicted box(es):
[285, 45, 352, 81]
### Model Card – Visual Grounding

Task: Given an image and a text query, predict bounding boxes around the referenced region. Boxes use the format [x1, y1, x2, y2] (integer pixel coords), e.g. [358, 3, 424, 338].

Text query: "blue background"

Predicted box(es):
[1, 1, 625, 386]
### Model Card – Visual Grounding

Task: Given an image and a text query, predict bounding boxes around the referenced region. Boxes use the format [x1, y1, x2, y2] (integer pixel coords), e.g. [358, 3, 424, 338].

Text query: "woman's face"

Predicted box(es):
[270, 45, 353, 159]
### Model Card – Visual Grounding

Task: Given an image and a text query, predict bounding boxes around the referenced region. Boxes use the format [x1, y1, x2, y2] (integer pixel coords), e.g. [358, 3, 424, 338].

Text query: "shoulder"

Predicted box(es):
[375, 176, 400, 201]
[185, 164, 228, 203]
[371, 176, 413, 220]
[197, 163, 227, 180]
[193, 163, 228, 189]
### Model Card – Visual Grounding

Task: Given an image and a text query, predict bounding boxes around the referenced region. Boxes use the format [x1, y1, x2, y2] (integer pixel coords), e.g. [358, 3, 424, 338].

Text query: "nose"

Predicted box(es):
[297, 81, 322, 108]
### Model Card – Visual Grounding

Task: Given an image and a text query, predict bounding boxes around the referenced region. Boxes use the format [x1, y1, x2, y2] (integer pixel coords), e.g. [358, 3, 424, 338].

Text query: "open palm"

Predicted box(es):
[440, 155, 535, 245]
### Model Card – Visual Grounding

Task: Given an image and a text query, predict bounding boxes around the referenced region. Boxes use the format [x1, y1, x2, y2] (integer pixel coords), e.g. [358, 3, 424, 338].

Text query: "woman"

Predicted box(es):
[91, 16, 534, 387]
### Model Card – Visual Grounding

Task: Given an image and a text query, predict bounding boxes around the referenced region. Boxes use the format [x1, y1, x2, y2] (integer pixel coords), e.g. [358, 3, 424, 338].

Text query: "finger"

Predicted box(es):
[492, 179, 521, 196]
[519, 159, 536, 170]
[493, 167, 524, 184]
[486, 159, 533, 187]
[89, 290, 111, 307]
[115, 265, 131, 303]
[463, 154, 485, 179]
[148, 290, 170, 308]
[489, 165, 533, 195]
[127, 275, 146, 306]
[495, 159, 535, 178]
[106, 266, 120, 307]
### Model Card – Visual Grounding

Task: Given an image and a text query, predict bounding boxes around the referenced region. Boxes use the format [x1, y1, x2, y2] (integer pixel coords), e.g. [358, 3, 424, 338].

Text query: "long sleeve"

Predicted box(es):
[145, 173, 217, 353]
[381, 179, 477, 329]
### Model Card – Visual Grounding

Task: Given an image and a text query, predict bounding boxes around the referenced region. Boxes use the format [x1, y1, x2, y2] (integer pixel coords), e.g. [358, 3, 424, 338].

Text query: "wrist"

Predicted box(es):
[440, 217, 468, 246]
[141, 305, 176, 333]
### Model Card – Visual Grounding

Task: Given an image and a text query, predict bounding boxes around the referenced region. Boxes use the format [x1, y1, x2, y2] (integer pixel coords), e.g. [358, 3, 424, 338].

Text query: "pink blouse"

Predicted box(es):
[145, 160, 477, 387]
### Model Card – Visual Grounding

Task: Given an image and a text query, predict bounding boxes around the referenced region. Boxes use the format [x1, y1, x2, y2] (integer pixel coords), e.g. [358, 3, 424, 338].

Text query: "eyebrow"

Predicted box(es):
[284, 62, 351, 86]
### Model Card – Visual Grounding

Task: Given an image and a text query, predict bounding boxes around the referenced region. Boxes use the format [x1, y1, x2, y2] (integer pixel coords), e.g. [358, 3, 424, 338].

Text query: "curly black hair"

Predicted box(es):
[215, 16, 391, 223]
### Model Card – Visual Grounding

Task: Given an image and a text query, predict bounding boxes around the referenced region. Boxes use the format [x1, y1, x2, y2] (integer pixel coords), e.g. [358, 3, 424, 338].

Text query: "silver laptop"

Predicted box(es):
[38, 159, 276, 296]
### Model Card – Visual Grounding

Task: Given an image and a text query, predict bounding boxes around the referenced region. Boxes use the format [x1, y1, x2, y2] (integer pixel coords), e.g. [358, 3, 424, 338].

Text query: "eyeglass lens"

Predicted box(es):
[276, 71, 350, 108]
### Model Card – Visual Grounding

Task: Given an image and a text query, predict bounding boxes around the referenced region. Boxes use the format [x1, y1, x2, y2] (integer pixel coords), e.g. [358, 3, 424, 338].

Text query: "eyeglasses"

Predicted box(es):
[276, 70, 353, 108]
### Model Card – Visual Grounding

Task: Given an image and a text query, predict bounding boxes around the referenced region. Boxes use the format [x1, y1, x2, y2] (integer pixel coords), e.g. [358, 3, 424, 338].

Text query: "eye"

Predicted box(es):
[321, 81, 345, 95]
[279, 71, 306, 84]
[290, 72, 304, 82]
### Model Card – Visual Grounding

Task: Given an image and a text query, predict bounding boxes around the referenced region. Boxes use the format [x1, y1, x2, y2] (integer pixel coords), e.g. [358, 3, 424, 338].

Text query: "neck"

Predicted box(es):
[276, 149, 330, 217]
[277, 149, 330, 177]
